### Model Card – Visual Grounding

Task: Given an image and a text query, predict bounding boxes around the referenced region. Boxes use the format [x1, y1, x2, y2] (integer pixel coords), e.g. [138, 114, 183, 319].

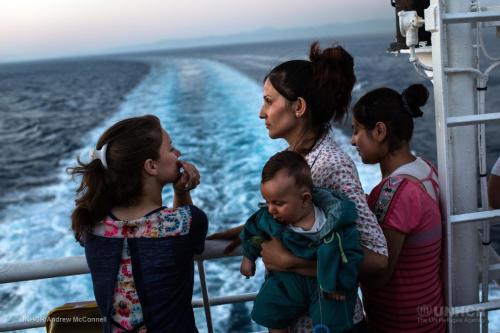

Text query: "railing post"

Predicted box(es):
[197, 259, 214, 333]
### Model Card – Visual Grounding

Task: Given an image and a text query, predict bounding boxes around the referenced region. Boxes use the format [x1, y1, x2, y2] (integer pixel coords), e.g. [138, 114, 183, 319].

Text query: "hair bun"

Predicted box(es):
[401, 84, 428, 118]
[309, 41, 351, 60]
[308, 41, 356, 122]
[309, 42, 354, 74]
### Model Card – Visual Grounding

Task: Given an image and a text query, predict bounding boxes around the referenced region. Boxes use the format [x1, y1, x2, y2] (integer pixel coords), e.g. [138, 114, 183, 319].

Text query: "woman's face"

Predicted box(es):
[156, 129, 182, 183]
[259, 79, 298, 141]
[351, 116, 383, 164]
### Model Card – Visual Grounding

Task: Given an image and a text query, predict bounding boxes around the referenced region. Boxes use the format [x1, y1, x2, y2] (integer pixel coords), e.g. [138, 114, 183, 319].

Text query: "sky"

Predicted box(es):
[0, 0, 394, 62]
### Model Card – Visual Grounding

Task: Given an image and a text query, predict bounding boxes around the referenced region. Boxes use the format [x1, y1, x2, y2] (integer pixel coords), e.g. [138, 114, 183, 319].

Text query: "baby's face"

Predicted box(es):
[260, 169, 308, 225]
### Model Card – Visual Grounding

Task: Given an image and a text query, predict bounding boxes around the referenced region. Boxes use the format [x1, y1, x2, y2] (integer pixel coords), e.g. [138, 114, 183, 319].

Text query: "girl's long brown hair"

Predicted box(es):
[68, 115, 163, 244]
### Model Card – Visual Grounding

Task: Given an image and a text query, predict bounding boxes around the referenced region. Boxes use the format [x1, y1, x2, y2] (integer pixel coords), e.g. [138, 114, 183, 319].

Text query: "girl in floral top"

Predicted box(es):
[70, 115, 207, 333]
[209, 42, 388, 332]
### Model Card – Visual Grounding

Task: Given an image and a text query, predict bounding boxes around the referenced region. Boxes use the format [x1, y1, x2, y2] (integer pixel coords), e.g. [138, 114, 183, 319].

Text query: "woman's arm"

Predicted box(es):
[361, 229, 405, 288]
[488, 174, 500, 209]
[358, 248, 389, 279]
[261, 236, 389, 279]
[315, 158, 389, 259]
[173, 190, 192, 208]
[206, 225, 243, 254]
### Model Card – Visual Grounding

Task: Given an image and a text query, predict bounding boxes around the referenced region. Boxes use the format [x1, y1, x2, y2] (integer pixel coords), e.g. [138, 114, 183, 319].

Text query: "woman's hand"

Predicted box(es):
[261, 237, 317, 276]
[173, 160, 200, 193]
[172, 161, 199, 208]
[206, 225, 244, 254]
[260, 237, 294, 272]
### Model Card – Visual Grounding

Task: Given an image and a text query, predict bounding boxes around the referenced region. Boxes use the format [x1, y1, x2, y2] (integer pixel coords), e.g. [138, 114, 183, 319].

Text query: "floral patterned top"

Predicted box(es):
[292, 132, 388, 331]
[304, 132, 387, 256]
[93, 206, 192, 333]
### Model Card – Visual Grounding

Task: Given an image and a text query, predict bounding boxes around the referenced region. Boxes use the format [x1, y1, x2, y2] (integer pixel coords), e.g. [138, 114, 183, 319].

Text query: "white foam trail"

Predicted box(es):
[0, 57, 282, 332]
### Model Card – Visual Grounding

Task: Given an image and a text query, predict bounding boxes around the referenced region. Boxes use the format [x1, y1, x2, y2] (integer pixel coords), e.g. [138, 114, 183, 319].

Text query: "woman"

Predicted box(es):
[209, 42, 388, 331]
[351, 84, 445, 332]
[489, 156, 500, 208]
[70, 115, 207, 332]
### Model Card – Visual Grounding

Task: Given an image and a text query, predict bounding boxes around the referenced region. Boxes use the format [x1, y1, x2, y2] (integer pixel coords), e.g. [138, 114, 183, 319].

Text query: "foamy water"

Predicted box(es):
[1, 55, 496, 332]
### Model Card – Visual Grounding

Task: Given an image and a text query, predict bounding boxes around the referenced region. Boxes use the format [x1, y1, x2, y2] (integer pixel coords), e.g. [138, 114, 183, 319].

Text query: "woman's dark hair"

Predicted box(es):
[261, 151, 313, 190]
[265, 42, 356, 147]
[69, 115, 163, 244]
[352, 84, 428, 152]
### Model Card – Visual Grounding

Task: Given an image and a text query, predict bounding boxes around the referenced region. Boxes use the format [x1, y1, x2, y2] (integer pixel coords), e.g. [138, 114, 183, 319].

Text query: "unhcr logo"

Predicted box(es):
[417, 305, 481, 324]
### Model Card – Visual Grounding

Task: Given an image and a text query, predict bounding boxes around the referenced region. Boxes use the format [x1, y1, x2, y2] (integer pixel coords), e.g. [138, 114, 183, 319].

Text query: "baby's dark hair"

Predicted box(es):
[261, 151, 312, 190]
[352, 84, 428, 152]
[68, 114, 163, 244]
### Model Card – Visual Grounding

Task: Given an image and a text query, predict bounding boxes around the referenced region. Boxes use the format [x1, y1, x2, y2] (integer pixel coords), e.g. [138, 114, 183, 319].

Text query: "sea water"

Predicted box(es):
[1, 34, 500, 332]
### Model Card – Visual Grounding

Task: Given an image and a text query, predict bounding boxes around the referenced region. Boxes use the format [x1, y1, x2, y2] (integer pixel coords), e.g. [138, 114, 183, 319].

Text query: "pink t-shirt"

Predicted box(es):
[362, 160, 445, 332]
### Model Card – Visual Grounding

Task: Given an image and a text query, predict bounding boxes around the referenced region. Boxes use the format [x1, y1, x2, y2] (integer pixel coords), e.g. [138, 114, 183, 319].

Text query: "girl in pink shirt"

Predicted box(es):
[351, 84, 445, 332]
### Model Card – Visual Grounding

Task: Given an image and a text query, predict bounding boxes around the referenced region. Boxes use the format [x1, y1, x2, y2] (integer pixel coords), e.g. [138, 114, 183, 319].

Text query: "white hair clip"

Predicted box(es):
[89, 143, 108, 169]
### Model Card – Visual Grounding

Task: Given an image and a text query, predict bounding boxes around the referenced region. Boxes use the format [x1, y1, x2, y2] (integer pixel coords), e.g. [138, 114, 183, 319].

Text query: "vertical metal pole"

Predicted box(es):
[478, 75, 490, 332]
[197, 260, 214, 333]
[474, 7, 489, 332]
[449, 1, 481, 331]
[426, 0, 480, 332]
[426, 1, 454, 331]
[448, 0, 480, 331]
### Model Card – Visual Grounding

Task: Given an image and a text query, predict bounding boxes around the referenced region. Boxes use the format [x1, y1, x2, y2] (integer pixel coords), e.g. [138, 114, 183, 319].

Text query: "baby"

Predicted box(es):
[240, 151, 363, 333]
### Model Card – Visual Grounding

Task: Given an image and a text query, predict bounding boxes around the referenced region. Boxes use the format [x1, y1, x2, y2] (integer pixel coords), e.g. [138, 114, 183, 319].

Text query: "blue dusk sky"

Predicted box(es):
[0, 0, 394, 61]
[1, 1, 396, 62]
[3, 1, 499, 62]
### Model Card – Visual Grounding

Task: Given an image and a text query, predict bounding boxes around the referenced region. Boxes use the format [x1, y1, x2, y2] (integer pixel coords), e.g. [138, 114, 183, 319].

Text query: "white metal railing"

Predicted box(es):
[448, 209, 500, 225]
[397, 1, 500, 331]
[442, 10, 500, 23]
[423, 1, 500, 332]
[0, 240, 256, 333]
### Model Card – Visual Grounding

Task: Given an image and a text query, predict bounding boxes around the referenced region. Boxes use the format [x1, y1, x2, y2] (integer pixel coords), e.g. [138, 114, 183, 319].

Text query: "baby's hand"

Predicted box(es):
[326, 291, 346, 301]
[240, 257, 256, 278]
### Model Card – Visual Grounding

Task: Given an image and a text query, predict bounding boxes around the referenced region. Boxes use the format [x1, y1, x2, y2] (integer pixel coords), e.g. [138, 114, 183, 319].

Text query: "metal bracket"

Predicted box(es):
[425, 3, 439, 32]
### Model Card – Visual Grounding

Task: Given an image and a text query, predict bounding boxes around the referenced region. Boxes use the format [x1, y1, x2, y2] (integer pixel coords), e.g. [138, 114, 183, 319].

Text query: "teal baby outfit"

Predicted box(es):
[240, 188, 363, 332]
